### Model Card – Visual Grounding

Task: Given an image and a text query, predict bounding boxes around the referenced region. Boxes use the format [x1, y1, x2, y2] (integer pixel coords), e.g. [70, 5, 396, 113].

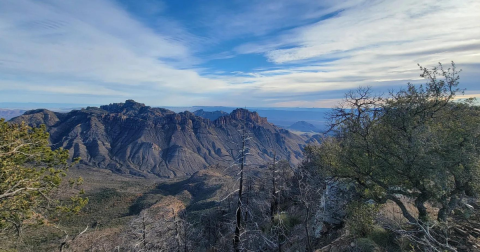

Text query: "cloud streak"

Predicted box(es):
[225, 0, 480, 106]
[0, 0, 229, 104]
[0, 0, 479, 107]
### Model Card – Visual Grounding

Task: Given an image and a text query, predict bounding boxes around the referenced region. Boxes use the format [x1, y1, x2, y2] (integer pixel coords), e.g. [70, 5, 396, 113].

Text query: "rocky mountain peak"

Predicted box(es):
[213, 108, 269, 127]
[100, 100, 148, 115]
[228, 108, 268, 124]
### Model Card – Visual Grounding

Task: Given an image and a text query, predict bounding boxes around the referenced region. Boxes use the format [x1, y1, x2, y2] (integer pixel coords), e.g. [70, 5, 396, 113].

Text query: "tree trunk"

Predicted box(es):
[304, 206, 312, 252]
[415, 194, 428, 222]
[438, 195, 458, 222]
[386, 195, 417, 223]
[142, 214, 147, 249]
[270, 154, 277, 222]
[233, 130, 246, 252]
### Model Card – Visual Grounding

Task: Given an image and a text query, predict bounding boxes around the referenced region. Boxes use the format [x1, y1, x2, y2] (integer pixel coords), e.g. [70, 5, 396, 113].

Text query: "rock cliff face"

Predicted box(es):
[11, 100, 311, 178]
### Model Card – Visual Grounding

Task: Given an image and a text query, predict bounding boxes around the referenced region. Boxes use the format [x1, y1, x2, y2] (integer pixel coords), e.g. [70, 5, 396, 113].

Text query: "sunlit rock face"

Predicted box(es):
[11, 100, 312, 178]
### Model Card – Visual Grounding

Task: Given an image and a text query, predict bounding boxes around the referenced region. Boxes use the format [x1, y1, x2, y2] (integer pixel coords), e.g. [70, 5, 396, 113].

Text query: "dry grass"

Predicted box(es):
[378, 196, 439, 224]
[66, 227, 124, 252]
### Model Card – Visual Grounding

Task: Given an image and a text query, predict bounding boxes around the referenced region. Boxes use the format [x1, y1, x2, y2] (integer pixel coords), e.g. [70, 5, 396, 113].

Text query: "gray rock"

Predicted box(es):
[314, 180, 357, 237]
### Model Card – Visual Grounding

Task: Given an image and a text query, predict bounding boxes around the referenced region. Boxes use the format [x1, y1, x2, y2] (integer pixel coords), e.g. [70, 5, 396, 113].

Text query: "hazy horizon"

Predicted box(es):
[0, 101, 334, 109]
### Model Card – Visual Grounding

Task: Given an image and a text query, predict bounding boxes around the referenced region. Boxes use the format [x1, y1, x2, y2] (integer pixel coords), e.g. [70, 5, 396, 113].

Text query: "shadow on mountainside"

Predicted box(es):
[129, 169, 228, 214]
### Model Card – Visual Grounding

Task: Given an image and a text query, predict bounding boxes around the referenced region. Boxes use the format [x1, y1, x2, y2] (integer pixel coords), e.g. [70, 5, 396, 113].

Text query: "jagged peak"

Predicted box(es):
[125, 99, 145, 107]
[213, 108, 268, 125]
[229, 108, 266, 123]
[100, 99, 148, 113]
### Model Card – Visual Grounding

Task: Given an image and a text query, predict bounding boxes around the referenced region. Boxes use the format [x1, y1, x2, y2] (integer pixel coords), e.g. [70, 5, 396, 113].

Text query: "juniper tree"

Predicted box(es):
[0, 119, 87, 240]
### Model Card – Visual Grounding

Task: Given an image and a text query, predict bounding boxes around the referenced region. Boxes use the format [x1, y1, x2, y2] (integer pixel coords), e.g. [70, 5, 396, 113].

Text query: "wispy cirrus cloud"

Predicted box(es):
[0, 0, 230, 104]
[219, 0, 480, 106]
[0, 0, 479, 107]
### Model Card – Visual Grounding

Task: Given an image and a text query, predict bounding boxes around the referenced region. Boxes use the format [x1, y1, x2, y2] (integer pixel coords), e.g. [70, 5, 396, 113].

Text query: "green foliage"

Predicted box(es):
[355, 238, 380, 252]
[305, 62, 480, 223]
[367, 227, 398, 250]
[273, 212, 301, 230]
[58, 188, 135, 229]
[346, 201, 379, 237]
[0, 119, 87, 235]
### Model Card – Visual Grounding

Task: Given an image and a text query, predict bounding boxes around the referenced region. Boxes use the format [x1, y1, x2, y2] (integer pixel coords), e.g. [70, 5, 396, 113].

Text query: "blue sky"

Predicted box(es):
[0, 0, 479, 107]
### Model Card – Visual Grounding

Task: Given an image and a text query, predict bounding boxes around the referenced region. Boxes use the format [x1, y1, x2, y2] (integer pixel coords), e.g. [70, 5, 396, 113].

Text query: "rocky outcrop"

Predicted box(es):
[10, 100, 310, 178]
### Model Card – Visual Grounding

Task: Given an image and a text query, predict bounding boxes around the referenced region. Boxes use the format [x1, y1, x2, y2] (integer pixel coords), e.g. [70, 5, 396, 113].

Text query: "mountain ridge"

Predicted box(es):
[11, 100, 313, 178]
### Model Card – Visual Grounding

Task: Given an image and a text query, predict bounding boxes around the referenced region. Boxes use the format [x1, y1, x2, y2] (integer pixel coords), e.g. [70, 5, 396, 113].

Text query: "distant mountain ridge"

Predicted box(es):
[10, 100, 313, 178]
[167, 106, 331, 130]
[288, 121, 319, 132]
[0, 109, 26, 120]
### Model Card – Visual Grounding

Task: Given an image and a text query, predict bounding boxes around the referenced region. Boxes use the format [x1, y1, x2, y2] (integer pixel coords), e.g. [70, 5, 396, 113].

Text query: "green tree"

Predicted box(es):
[305, 62, 480, 226]
[0, 119, 87, 238]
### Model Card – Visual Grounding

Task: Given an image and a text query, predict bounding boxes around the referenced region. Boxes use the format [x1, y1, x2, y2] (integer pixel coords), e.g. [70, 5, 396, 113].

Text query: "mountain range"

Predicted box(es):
[11, 100, 316, 178]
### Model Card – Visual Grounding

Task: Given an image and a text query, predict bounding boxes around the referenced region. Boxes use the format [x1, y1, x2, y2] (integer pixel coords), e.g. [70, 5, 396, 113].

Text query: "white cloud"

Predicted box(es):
[0, 0, 478, 107]
[263, 0, 480, 64]
[0, 0, 229, 100]
[272, 98, 344, 108]
[199, 0, 342, 39]
[229, 0, 480, 99]
[0, 79, 128, 96]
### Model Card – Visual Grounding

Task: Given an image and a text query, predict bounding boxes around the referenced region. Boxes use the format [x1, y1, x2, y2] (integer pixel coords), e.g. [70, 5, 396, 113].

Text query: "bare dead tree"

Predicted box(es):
[270, 153, 278, 222]
[292, 166, 323, 252]
[123, 206, 196, 252]
[124, 210, 155, 251]
[378, 214, 458, 252]
[233, 128, 247, 252]
[58, 225, 89, 252]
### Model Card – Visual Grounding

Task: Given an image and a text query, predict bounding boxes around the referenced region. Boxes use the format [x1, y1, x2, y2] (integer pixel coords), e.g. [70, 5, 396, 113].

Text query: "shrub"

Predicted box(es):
[346, 201, 379, 237]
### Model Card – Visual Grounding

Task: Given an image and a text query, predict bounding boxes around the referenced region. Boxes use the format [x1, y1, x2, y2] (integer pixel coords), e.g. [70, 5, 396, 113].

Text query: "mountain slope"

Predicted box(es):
[11, 100, 310, 178]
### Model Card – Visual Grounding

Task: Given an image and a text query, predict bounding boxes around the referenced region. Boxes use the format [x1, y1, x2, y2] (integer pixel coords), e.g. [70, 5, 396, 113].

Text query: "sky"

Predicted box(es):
[0, 0, 479, 108]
